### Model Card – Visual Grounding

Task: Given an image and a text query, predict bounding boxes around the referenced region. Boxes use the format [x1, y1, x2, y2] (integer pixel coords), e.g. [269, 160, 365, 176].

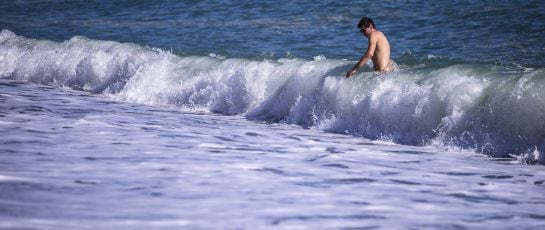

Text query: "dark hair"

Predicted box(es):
[357, 17, 376, 29]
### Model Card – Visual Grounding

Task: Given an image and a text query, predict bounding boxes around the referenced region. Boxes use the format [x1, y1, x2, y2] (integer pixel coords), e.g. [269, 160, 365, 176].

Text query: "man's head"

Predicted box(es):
[357, 17, 375, 37]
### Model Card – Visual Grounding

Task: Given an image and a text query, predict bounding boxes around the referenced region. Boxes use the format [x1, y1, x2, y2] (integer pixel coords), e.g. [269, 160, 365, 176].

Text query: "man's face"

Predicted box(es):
[360, 26, 370, 38]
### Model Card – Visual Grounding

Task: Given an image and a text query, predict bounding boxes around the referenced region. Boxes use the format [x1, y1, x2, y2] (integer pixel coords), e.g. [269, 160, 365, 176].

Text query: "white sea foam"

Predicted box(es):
[2, 64, 545, 229]
[1, 29, 545, 161]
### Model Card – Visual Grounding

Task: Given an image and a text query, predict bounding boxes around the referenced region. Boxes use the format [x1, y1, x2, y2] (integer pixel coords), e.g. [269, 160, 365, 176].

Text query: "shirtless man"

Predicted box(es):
[346, 17, 395, 78]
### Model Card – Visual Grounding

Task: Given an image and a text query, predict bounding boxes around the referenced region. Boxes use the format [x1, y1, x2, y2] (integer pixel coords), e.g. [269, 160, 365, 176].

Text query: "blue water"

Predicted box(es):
[2, 0, 545, 229]
[2, 0, 544, 66]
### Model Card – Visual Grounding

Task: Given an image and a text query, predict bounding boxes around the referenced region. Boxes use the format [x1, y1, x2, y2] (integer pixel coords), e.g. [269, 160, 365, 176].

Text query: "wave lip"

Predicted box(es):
[1, 29, 544, 163]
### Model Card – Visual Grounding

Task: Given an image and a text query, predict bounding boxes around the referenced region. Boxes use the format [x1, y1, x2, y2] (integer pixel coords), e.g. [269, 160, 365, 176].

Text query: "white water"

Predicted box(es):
[2, 80, 545, 229]
[1, 29, 545, 162]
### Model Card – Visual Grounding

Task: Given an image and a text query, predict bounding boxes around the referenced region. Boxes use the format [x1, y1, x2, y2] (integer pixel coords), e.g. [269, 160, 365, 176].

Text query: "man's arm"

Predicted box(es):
[346, 34, 377, 78]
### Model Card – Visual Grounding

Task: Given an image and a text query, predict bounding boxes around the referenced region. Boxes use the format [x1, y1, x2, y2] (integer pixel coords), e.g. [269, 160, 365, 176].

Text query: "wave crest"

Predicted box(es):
[1, 29, 544, 163]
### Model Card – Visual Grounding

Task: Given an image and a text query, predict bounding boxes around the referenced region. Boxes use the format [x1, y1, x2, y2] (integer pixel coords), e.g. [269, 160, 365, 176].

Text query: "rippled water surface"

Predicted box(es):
[1, 0, 544, 66]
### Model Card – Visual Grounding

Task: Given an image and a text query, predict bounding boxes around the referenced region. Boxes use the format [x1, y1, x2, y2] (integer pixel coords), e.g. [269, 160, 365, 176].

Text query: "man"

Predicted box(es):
[346, 17, 396, 78]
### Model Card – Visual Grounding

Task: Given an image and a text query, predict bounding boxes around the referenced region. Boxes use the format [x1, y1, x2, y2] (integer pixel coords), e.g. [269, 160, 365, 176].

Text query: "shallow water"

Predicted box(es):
[2, 1, 545, 228]
[1, 80, 545, 229]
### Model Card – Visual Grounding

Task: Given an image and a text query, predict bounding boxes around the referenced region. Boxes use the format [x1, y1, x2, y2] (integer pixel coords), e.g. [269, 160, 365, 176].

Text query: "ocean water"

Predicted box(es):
[1, 0, 545, 229]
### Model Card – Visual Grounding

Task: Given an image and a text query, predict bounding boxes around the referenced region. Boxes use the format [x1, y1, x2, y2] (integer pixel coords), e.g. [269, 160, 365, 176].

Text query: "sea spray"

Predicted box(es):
[2, 29, 545, 162]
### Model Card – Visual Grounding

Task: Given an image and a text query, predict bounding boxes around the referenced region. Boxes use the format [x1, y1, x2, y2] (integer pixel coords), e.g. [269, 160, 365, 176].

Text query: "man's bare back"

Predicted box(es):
[369, 31, 391, 71]
[346, 17, 395, 78]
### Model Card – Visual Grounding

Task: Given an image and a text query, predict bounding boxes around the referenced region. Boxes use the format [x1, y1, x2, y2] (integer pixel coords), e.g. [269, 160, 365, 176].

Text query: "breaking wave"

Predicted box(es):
[2, 29, 544, 163]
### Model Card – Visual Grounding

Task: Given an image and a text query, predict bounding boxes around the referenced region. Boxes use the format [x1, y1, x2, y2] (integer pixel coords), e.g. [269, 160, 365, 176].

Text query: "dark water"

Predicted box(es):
[1, 0, 544, 66]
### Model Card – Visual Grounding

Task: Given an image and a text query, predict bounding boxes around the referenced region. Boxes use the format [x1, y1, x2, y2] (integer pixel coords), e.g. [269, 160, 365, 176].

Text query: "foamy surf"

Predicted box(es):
[1, 29, 544, 163]
[2, 78, 545, 229]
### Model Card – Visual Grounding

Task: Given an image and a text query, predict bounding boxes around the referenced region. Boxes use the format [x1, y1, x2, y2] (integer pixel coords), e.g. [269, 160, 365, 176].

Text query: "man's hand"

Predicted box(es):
[346, 68, 357, 78]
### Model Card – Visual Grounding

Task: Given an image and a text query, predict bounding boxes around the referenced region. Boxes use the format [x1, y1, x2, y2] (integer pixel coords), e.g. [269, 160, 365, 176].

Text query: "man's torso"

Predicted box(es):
[370, 31, 391, 72]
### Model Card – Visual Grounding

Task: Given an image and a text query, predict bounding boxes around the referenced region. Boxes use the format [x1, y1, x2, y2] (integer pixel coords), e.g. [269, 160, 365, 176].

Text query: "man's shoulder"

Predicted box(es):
[371, 31, 387, 40]
[372, 30, 385, 37]
[369, 31, 384, 40]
